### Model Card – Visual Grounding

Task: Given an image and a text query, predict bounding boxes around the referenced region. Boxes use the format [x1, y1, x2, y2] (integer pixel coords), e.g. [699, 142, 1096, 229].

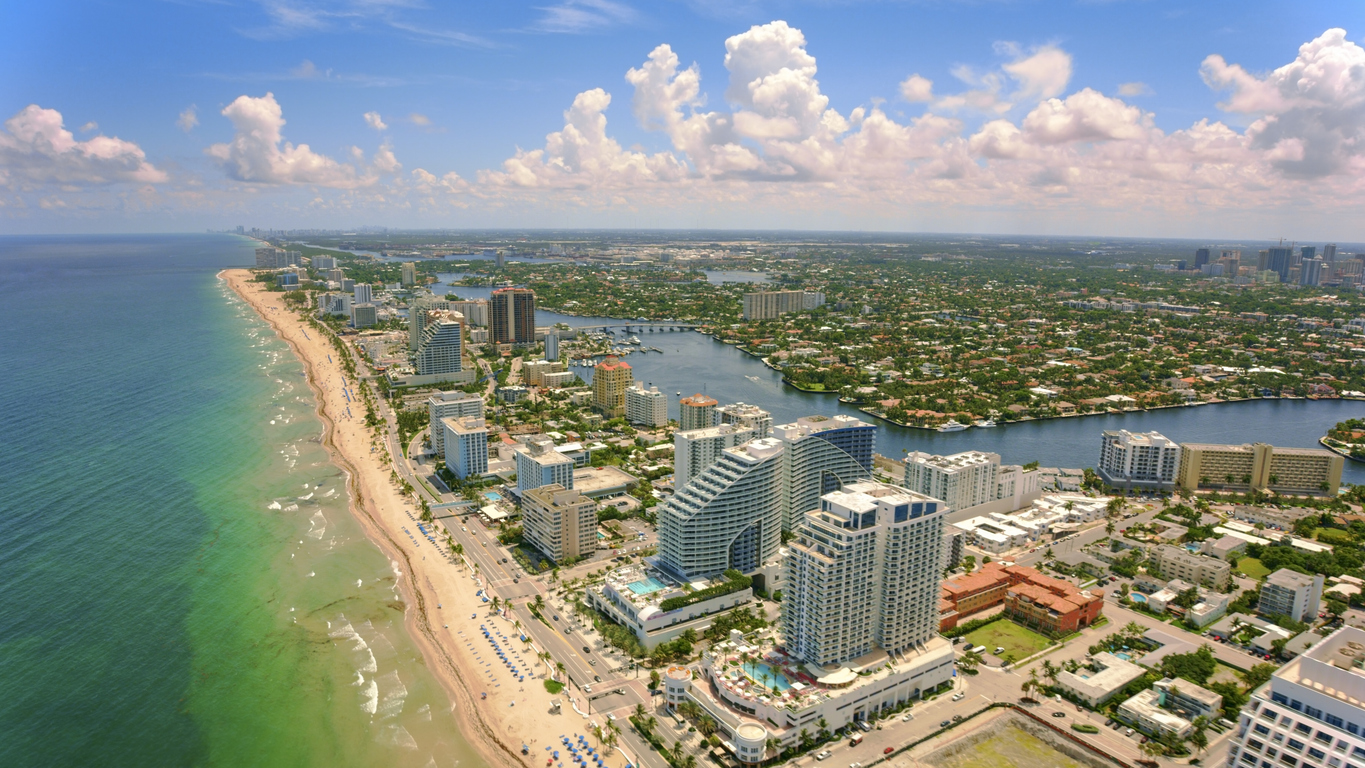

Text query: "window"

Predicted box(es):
[1311, 749, 1326, 761]
[1293, 701, 1306, 712]
[1298, 724, 1315, 736]
[1328, 715, 1344, 728]
[1256, 725, 1272, 736]
[1290, 739, 1305, 751]
[1308, 707, 1324, 720]
[1317, 733, 1334, 745]
[1275, 694, 1292, 706]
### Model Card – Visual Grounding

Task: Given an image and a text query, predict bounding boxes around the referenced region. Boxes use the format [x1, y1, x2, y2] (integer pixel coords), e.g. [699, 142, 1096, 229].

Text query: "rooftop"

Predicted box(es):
[571, 465, 639, 498]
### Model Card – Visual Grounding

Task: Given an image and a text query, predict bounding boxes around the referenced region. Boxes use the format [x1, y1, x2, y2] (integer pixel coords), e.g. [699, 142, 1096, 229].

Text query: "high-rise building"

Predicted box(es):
[495, 250, 504, 269]
[783, 480, 947, 666]
[1194, 248, 1211, 269]
[1301, 258, 1325, 286]
[1302, 246, 1317, 263]
[447, 299, 488, 327]
[1176, 442, 1344, 495]
[679, 393, 718, 431]
[409, 296, 453, 351]
[351, 303, 377, 328]
[515, 439, 575, 492]
[592, 356, 633, 417]
[674, 424, 756, 490]
[254, 247, 301, 268]
[400, 261, 417, 287]
[354, 283, 373, 305]
[427, 392, 484, 455]
[1097, 430, 1181, 490]
[716, 402, 773, 438]
[441, 416, 488, 479]
[522, 484, 597, 564]
[1268, 246, 1295, 282]
[625, 382, 668, 427]
[775, 415, 875, 531]
[544, 332, 559, 362]
[742, 290, 826, 321]
[490, 287, 535, 345]
[413, 311, 464, 376]
[1258, 568, 1324, 622]
[657, 439, 785, 580]
[1225, 626, 1365, 768]
[902, 451, 1003, 511]
[312, 255, 337, 270]
[327, 268, 345, 282]
[1324, 243, 1338, 263]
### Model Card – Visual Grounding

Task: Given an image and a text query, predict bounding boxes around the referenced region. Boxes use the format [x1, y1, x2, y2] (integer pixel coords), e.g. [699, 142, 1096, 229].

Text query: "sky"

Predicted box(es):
[1, 0, 1363, 238]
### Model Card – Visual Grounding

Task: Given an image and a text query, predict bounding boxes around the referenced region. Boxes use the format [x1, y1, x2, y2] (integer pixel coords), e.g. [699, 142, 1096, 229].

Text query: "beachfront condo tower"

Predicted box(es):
[441, 416, 488, 480]
[522, 484, 597, 564]
[783, 480, 948, 665]
[427, 391, 484, 455]
[679, 394, 718, 431]
[775, 415, 875, 531]
[515, 438, 575, 492]
[413, 311, 465, 377]
[674, 424, 756, 491]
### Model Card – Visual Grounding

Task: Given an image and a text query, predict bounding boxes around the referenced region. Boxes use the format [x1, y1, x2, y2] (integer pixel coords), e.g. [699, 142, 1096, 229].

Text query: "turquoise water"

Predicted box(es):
[626, 577, 668, 595]
[0, 235, 475, 768]
[484, 491, 503, 501]
[1131, 594, 1148, 603]
[741, 661, 793, 691]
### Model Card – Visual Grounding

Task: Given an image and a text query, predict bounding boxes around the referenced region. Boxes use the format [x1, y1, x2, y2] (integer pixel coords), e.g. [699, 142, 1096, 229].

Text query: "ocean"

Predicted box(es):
[0, 235, 477, 768]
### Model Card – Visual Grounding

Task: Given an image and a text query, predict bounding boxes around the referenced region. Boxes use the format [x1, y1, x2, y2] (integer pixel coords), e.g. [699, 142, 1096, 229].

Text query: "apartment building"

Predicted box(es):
[1259, 568, 1325, 623]
[441, 416, 488, 479]
[521, 359, 565, 386]
[678, 393, 718, 431]
[426, 391, 484, 455]
[592, 356, 633, 418]
[775, 415, 875, 531]
[1177, 442, 1344, 495]
[656, 439, 785, 580]
[521, 484, 596, 563]
[783, 481, 947, 666]
[1098, 430, 1181, 490]
[1226, 626, 1365, 768]
[1149, 544, 1233, 589]
[741, 290, 825, 321]
[625, 382, 668, 427]
[400, 261, 416, 286]
[515, 438, 575, 492]
[413, 311, 464, 376]
[673, 424, 756, 491]
[1003, 565, 1105, 636]
[902, 450, 1040, 516]
[716, 402, 773, 438]
[490, 287, 535, 345]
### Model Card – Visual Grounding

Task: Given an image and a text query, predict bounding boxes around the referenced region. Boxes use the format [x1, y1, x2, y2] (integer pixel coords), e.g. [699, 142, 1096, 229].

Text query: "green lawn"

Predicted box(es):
[963, 621, 1053, 662]
[1236, 557, 1271, 579]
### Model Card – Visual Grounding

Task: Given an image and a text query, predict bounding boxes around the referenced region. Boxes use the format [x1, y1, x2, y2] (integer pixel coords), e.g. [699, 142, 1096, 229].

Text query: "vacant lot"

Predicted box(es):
[1236, 557, 1271, 579]
[929, 718, 1106, 768]
[963, 621, 1052, 662]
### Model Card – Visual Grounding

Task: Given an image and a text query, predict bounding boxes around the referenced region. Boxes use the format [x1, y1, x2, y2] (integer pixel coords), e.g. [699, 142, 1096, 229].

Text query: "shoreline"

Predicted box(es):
[221, 270, 549, 768]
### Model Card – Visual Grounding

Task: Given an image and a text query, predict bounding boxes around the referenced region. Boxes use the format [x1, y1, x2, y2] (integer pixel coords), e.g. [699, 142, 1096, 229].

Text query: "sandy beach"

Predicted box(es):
[222, 270, 629, 768]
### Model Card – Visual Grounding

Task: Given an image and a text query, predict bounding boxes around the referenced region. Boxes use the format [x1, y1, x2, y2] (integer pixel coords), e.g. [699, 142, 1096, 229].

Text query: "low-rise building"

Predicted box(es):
[1200, 534, 1249, 562]
[1056, 652, 1147, 708]
[584, 564, 754, 650]
[1259, 568, 1325, 623]
[1231, 505, 1319, 531]
[954, 515, 1029, 553]
[1118, 678, 1222, 739]
[1004, 566, 1105, 636]
[1148, 544, 1232, 589]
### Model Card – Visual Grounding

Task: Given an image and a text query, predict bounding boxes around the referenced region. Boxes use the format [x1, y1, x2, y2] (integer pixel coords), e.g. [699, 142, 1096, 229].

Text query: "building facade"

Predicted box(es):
[741, 290, 825, 321]
[716, 402, 773, 438]
[775, 415, 875, 531]
[522, 484, 596, 563]
[490, 287, 535, 345]
[442, 416, 489, 479]
[1259, 569, 1325, 623]
[592, 356, 633, 418]
[413, 311, 464, 376]
[544, 332, 559, 361]
[625, 382, 668, 427]
[1149, 544, 1232, 589]
[400, 261, 416, 287]
[902, 451, 1003, 512]
[354, 283, 373, 305]
[674, 424, 756, 491]
[1177, 442, 1344, 495]
[783, 481, 947, 666]
[1098, 430, 1181, 490]
[426, 391, 484, 455]
[679, 393, 718, 431]
[515, 439, 575, 492]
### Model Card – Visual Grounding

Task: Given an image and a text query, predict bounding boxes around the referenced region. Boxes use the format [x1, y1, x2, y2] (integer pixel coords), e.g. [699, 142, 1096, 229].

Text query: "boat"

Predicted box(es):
[937, 420, 969, 432]
[973, 419, 997, 428]
[745, 375, 761, 382]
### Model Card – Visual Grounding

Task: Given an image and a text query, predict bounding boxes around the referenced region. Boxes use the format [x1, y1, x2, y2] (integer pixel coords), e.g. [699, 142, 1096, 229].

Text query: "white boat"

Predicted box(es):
[745, 375, 761, 382]
[937, 420, 969, 432]
[973, 419, 997, 428]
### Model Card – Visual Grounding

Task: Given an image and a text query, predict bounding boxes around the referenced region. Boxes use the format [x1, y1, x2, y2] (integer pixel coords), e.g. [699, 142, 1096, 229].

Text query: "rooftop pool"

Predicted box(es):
[742, 661, 793, 692]
[484, 491, 503, 502]
[627, 577, 668, 596]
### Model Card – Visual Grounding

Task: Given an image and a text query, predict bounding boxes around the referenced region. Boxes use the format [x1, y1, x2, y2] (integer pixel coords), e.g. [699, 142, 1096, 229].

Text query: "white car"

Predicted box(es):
[952, 692, 965, 701]
[815, 751, 831, 761]
[901, 713, 914, 722]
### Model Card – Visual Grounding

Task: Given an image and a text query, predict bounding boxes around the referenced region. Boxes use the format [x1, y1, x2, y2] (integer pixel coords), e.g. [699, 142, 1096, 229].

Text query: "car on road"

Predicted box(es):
[583, 685, 592, 693]
[513, 578, 519, 583]
[583, 646, 591, 653]
[606, 713, 616, 722]
[849, 763, 861, 768]
[1051, 712, 1066, 718]
[594, 675, 602, 683]
[939, 720, 951, 728]
[814, 751, 831, 761]
[553, 615, 559, 621]
[589, 660, 597, 667]
[952, 715, 962, 722]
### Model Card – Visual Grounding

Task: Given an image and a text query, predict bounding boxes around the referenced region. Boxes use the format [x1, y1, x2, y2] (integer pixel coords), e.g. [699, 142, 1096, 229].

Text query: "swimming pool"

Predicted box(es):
[1115, 652, 1133, 661]
[742, 661, 793, 692]
[484, 491, 503, 502]
[627, 577, 668, 595]
[1130, 593, 1147, 603]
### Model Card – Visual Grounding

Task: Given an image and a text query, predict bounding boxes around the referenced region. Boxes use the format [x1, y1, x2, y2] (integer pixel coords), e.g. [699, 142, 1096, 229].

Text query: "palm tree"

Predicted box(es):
[671, 742, 684, 762]
[1190, 716, 1209, 755]
[1041, 659, 1059, 683]
[556, 661, 565, 680]
[765, 738, 781, 757]
[682, 755, 696, 768]
[635, 703, 648, 720]
[698, 716, 716, 737]
[816, 716, 829, 741]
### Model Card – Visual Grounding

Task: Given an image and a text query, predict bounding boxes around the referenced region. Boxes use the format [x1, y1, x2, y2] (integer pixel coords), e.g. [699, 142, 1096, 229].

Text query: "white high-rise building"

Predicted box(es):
[442, 416, 488, 479]
[354, 283, 373, 305]
[448, 299, 488, 327]
[409, 296, 453, 350]
[545, 332, 559, 361]
[903, 451, 1000, 511]
[1226, 626, 1365, 768]
[674, 424, 756, 491]
[522, 484, 597, 563]
[515, 439, 575, 492]
[401, 261, 417, 286]
[413, 311, 464, 376]
[775, 415, 875, 531]
[427, 392, 484, 455]
[783, 481, 948, 666]
[1258, 568, 1324, 623]
[716, 402, 773, 438]
[625, 382, 668, 427]
[657, 439, 785, 580]
[1097, 430, 1181, 490]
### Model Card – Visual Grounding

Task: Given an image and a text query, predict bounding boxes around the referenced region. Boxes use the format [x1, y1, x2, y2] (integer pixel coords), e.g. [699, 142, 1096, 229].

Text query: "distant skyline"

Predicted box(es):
[2, 1, 1363, 238]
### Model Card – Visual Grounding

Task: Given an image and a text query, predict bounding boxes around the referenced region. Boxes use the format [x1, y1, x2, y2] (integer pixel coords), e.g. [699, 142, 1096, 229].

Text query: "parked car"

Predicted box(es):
[883, 748, 894, 755]
[815, 751, 831, 761]
[902, 714, 914, 722]
[952, 692, 965, 701]
[1125, 729, 1135, 737]
[856, 721, 872, 733]
[940, 720, 951, 728]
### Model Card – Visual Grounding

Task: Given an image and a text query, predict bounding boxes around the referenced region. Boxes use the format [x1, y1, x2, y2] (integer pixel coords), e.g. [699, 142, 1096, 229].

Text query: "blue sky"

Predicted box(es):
[1, 1, 1363, 237]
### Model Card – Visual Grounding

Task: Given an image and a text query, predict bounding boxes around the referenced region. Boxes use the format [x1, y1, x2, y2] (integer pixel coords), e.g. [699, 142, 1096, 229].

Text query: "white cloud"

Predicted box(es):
[899, 74, 934, 103]
[206, 93, 397, 188]
[292, 59, 326, 79]
[0, 104, 167, 187]
[409, 113, 432, 126]
[80, 122, 98, 132]
[1118, 82, 1152, 97]
[531, 0, 637, 34]
[1003, 45, 1072, 101]
[364, 111, 388, 131]
[1020, 88, 1150, 144]
[1202, 28, 1365, 177]
[178, 105, 199, 132]
[935, 43, 1072, 114]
